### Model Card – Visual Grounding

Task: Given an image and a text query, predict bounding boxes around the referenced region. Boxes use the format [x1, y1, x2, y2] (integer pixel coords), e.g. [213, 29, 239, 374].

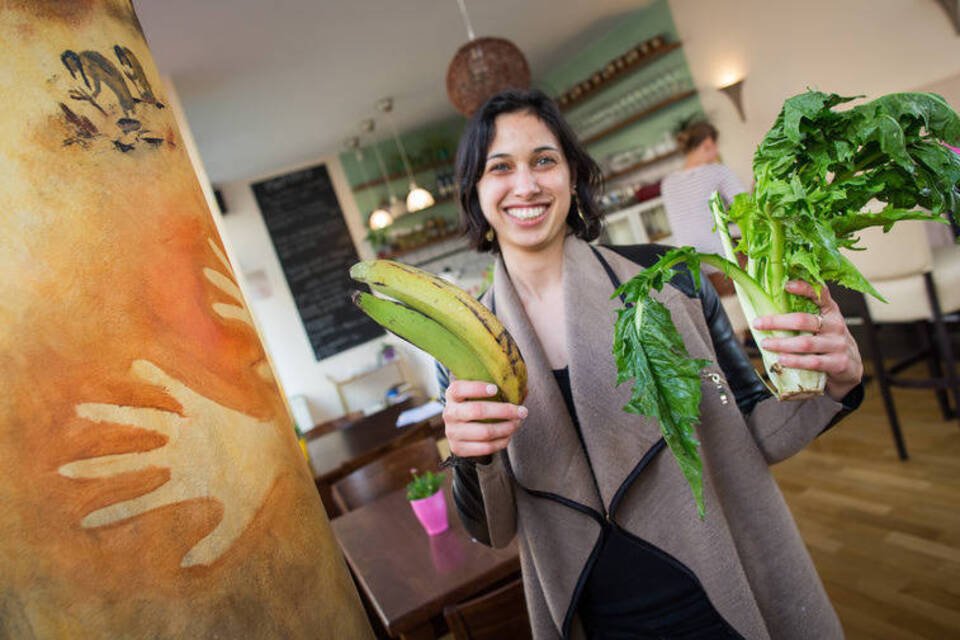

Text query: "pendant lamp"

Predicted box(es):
[346, 135, 393, 231]
[446, 0, 530, 117]
[376, 98, 435, 213]
[362, 118, 408, 223]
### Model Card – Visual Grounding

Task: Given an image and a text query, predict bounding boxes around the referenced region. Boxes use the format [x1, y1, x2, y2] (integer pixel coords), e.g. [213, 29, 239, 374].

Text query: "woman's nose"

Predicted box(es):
[512, 166, 541, 197]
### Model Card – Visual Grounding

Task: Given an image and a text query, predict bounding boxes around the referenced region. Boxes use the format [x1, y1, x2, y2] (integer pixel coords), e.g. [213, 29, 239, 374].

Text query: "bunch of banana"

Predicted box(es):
[350, 260, 527, 405]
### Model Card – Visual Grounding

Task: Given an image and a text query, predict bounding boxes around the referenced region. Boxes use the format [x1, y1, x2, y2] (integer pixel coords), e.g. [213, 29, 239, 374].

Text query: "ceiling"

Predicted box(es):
[133, 0, 647, 184]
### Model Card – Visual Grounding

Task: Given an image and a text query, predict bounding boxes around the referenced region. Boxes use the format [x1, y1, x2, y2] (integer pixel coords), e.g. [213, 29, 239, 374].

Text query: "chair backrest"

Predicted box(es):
[842, 219, 933, 281]
[443, 577, 531, 640]
[331, 436, 441, 513]
[303, 411, 363, 441]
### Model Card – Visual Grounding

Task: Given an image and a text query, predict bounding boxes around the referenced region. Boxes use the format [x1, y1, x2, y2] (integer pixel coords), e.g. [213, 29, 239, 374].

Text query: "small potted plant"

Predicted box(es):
[406, 468, 448, 535]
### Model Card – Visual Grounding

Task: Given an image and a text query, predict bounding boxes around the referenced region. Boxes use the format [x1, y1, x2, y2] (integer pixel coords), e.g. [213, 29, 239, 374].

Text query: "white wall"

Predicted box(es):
[669, 0, 960, 186]
[213, 160, 440, 425]
[165, 77, 441, 425]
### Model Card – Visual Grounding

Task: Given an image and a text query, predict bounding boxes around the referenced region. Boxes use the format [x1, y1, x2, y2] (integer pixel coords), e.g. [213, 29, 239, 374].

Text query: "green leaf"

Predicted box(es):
[610, 90, 960, 522]
[613, 294, 710, 517]
[832, 206, 946, 235]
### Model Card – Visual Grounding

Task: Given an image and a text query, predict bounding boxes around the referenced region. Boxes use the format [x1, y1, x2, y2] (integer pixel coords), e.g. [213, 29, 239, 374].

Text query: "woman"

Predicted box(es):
[661, 120, 747, 295]
[439, 89, 863, 640]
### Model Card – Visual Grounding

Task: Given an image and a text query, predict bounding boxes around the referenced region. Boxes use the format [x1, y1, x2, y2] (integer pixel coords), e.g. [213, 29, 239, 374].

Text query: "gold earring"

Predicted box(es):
[572, 191, 587, 224]
[485, 228, 495, 242]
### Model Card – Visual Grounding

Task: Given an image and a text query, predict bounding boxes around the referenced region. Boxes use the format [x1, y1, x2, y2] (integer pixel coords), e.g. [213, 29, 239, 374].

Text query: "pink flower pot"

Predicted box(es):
[409, 490, 449, 535]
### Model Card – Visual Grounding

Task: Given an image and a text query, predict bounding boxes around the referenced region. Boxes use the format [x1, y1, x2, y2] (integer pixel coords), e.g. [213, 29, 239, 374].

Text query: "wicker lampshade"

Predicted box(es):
[446, 37, 531, 117]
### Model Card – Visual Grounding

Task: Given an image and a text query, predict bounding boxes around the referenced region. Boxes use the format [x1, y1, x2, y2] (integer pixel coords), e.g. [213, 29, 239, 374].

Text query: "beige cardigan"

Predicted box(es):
[474, 237, 845, 639]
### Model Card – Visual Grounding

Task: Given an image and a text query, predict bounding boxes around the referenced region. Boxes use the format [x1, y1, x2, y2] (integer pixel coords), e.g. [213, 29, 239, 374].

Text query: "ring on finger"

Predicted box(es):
[813, 313, 823, 333]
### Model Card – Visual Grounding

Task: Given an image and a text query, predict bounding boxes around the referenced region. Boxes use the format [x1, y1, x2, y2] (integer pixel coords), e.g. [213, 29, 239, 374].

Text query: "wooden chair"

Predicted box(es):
[844, 221, 960, 459]
[331, 436, 441, 513]
[303, 411, 363, 440]
[443, 577, 531, 640]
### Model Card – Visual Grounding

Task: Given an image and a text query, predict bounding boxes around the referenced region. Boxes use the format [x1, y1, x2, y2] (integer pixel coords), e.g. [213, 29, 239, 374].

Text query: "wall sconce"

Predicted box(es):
[718, 78, 746, 122]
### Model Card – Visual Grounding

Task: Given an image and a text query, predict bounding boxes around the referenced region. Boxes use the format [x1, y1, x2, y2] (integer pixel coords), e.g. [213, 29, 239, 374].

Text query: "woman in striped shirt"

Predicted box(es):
[661, 121, 746, 295]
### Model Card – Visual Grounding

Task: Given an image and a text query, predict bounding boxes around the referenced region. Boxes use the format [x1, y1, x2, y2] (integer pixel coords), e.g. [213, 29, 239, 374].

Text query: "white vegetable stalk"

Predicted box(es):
[709, 196, 826, 400]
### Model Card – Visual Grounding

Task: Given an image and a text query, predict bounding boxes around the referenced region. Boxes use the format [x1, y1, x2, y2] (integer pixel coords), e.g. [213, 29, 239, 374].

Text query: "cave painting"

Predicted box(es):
[59, 358, 286, 568]
[57, 237, 280, 568]
[0, 2, 372, 637]
[59, 44, 170, 152]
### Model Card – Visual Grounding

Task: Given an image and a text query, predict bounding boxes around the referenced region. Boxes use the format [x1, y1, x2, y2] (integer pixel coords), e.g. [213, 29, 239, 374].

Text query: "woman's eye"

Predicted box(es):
[488, 162, 510, 173]
[535, 156, 557, 167]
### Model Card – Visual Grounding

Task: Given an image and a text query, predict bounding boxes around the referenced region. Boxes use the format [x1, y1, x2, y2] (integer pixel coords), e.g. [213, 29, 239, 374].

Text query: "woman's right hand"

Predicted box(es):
[443, 380, 527, 459]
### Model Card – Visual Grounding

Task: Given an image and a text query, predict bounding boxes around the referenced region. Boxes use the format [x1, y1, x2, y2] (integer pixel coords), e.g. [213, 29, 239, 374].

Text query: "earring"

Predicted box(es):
[485, 228, 495, 242]
[572, 190, 587, 224]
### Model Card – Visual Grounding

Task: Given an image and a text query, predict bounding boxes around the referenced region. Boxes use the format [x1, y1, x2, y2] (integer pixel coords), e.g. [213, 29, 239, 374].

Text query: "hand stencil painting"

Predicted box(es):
[0, 2, 371, 637]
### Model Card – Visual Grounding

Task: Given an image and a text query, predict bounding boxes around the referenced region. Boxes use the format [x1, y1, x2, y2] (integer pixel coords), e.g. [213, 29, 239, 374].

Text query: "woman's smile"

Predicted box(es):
[502, 202, 551, 225]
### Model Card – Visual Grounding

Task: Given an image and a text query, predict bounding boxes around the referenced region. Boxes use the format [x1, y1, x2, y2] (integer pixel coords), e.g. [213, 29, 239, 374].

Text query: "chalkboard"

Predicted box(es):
[252, 164, 383, 361]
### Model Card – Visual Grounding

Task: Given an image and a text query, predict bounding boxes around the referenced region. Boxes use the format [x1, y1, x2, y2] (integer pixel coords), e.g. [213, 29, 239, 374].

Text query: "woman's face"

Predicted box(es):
[695, 136, 719, 164]
[476, 111, 573, 255]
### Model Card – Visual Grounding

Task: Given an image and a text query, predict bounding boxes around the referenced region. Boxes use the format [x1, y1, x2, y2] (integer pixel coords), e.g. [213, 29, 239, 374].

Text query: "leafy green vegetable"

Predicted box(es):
[614, 247, 711, 516]
[613, 91, 960, 517]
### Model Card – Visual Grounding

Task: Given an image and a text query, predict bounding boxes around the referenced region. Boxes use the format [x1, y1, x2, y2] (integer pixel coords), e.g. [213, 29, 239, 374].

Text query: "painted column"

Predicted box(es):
[0, 2, 372, 637]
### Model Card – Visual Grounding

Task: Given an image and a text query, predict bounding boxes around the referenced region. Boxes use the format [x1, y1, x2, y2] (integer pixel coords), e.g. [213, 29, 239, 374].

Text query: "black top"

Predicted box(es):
[553, 367, 743, 640]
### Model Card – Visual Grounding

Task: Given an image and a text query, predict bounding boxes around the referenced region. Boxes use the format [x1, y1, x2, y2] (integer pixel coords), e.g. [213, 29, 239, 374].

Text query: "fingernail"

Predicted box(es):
[517, 406, 528, 419]
[486, 384, 498, 395]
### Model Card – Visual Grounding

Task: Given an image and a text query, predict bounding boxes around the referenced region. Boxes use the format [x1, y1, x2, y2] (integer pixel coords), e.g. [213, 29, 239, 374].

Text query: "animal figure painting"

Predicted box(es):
[0, 2, 372, 638]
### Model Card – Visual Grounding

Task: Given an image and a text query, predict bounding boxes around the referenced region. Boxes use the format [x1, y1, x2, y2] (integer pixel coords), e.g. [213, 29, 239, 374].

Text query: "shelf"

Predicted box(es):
[581, 89, 697, 146]
[603, 148, 683, 181]
[603, 196, 664, 219]
[351, 158, 454, 193]
[379, 228, 465, 260]
[558, 41, 683, 112]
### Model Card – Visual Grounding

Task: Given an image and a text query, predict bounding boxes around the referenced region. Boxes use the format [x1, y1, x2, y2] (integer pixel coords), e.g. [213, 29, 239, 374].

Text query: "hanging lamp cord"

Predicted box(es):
[383, 114, 417, 185]
[371, 142, 398, 201]
[455, 0, 476, 41]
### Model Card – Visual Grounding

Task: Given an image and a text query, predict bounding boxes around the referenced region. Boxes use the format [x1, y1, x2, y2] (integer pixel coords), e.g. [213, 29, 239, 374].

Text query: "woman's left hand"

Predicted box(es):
[752, 280, 864, 401]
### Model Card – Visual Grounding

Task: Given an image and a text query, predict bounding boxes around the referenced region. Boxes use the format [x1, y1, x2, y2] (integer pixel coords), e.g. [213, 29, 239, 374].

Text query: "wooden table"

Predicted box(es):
[307, 402, 442, 516]
[332, 484, 520, 639]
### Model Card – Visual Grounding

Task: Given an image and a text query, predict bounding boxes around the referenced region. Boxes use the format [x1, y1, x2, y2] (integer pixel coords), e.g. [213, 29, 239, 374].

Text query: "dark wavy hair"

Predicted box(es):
[454, 89, 605, 253]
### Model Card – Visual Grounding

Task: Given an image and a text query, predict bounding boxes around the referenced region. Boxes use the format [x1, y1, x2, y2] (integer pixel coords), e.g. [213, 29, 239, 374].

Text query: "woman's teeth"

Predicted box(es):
[506, 206, 547, 220]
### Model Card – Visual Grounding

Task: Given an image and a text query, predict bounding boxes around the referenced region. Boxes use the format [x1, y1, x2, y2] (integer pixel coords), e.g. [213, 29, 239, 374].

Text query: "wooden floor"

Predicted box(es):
[772, 375, 960, 639]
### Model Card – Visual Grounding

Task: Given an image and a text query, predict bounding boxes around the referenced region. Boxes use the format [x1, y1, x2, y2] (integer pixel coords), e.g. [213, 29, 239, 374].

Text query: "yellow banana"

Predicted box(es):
[352, 291, 494, 385]
[350, 260, 527, 404]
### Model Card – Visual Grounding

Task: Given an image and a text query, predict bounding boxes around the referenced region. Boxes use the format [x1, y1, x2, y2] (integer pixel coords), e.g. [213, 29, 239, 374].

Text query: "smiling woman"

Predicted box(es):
[437, 89, 865, 640]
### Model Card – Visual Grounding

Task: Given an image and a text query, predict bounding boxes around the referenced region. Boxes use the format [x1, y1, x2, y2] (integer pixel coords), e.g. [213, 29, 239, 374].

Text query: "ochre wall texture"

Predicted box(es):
[0, 2, 372, 637]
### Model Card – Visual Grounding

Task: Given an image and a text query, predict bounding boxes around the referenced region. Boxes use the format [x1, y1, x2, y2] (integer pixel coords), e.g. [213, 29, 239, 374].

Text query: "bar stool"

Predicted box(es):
[844, 220, 960, 459]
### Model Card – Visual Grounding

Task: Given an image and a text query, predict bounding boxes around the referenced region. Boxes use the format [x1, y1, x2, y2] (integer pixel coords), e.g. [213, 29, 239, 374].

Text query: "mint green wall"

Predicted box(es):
[339, 119, 464, 231]
[339, 0, 704, 232]
[537, 0, 704, 167]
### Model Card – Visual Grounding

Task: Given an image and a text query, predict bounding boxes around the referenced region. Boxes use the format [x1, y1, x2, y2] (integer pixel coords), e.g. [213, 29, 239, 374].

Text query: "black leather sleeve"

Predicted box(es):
[451, 463, 493, 545]
[604, 244, 772, 415]
[695, 262, 774, 415]
[435, 361, 496, 544]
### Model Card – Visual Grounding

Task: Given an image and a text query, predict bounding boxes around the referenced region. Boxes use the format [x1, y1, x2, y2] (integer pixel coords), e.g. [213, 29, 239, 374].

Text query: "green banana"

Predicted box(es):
[350, 259, 527, 404]
[352, 291, 494, 385]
